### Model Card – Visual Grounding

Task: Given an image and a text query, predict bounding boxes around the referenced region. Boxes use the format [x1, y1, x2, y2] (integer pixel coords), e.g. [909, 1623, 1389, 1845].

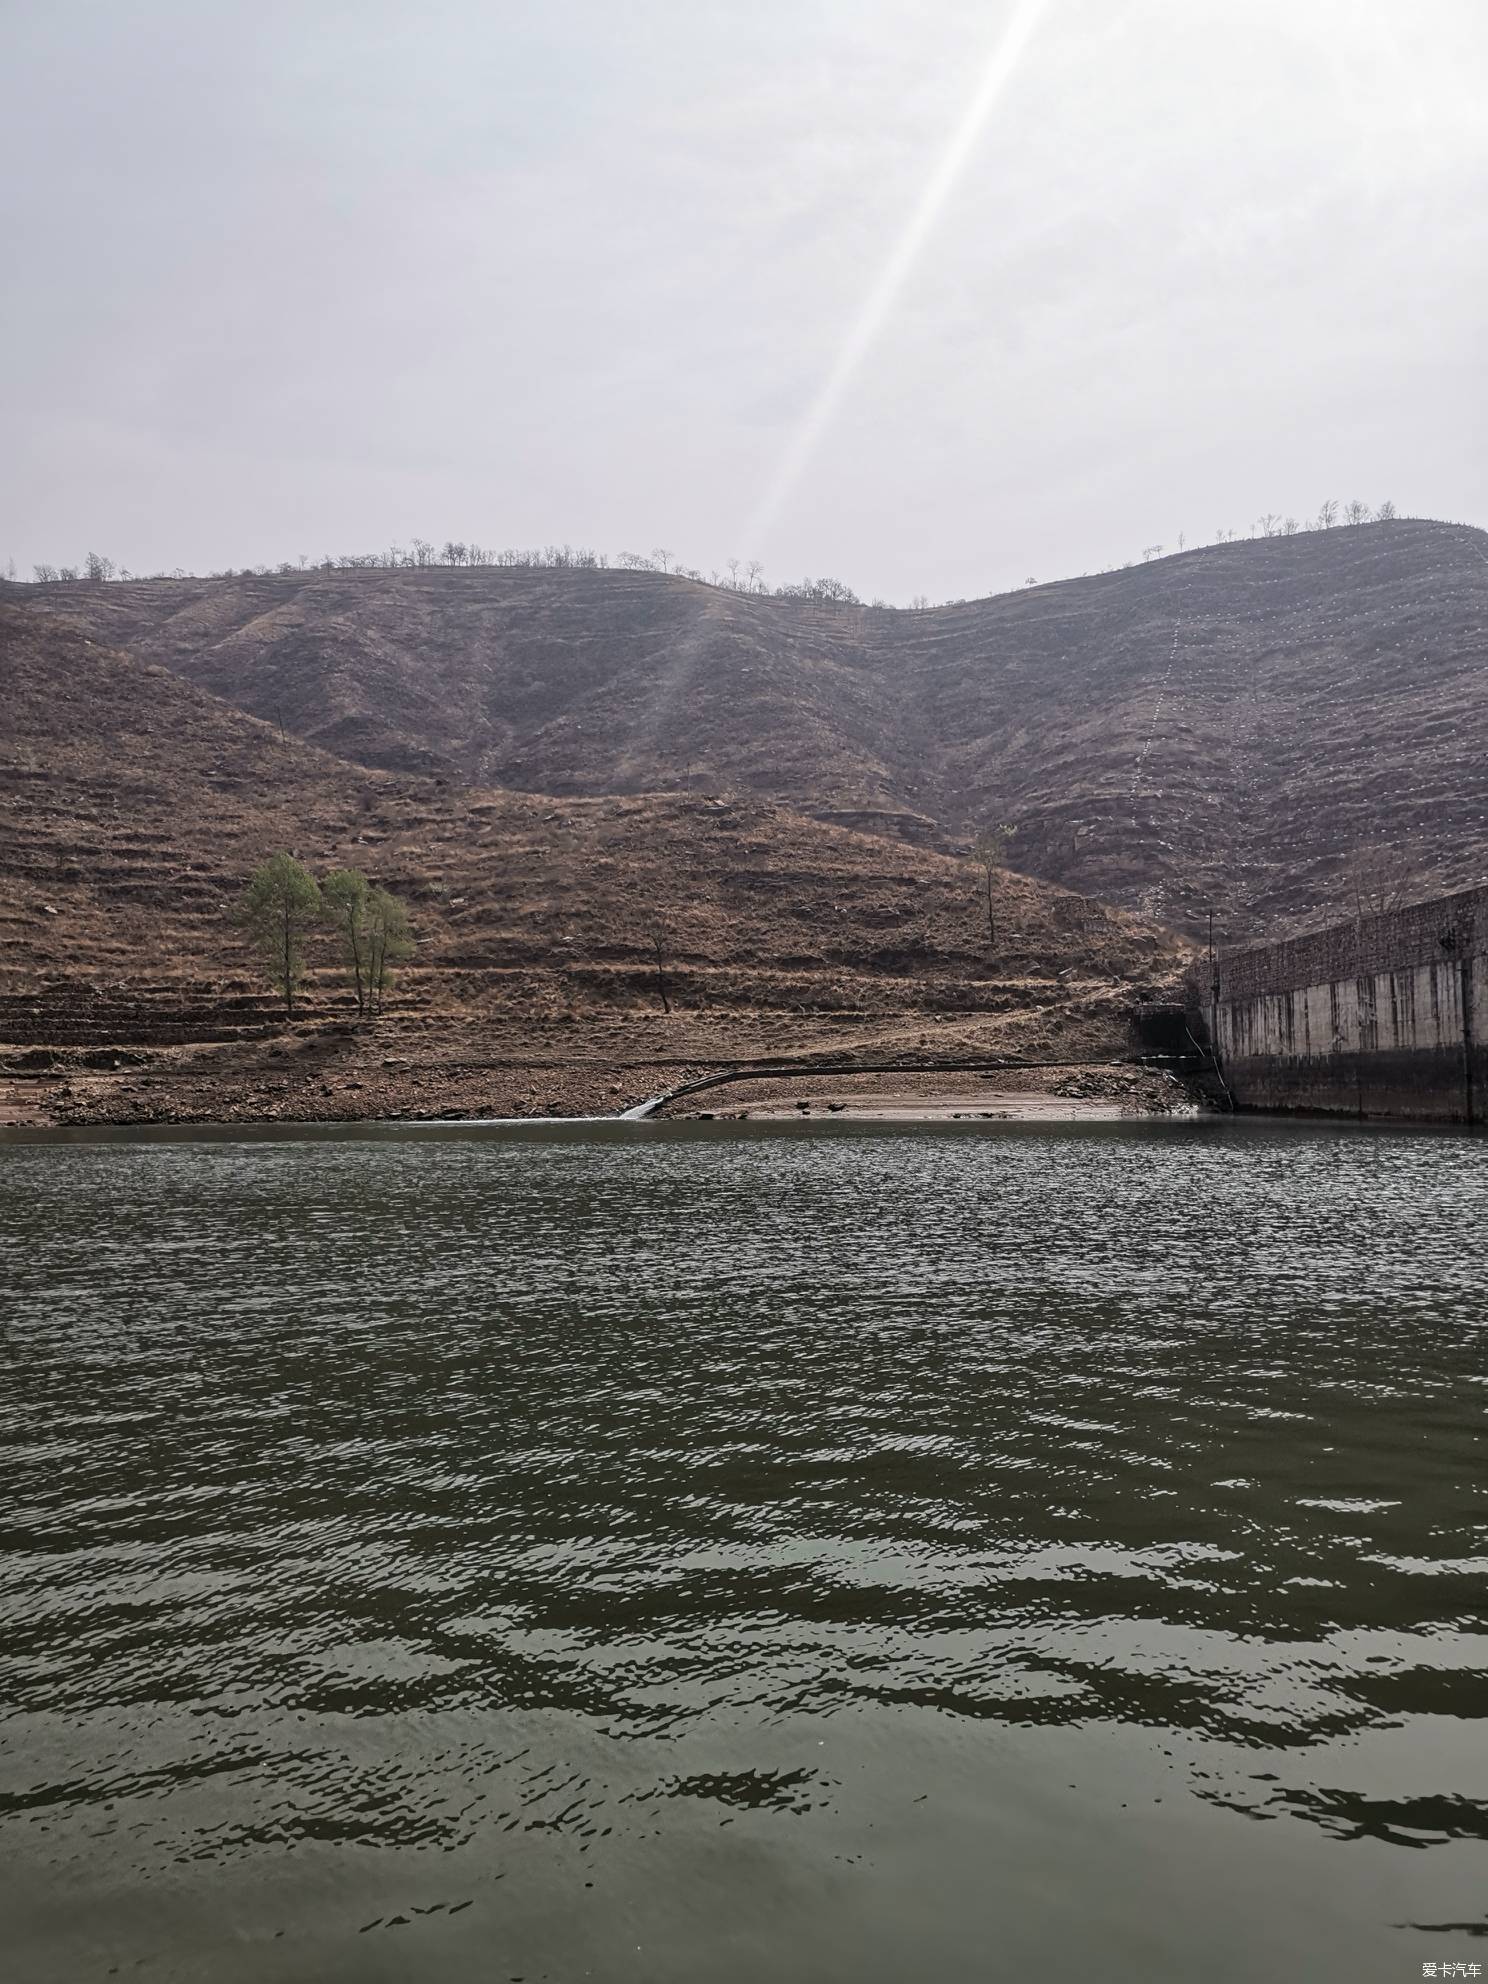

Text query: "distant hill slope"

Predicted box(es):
[0, 607, 1183, 1013]
[11, 519, 1487, 938]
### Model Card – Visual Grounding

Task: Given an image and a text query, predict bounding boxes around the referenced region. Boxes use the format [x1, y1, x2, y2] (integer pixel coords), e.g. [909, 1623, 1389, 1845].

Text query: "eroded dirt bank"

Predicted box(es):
[0, 996, 1199, 1130]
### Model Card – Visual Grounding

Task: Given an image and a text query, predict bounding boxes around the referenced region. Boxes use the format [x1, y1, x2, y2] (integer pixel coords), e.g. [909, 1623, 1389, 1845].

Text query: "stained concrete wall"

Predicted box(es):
[1212, 884, 1486, 1123]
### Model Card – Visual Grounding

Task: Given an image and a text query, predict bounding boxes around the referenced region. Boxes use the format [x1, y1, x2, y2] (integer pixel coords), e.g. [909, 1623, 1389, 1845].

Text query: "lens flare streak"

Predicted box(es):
[743, 0, 1049, 547]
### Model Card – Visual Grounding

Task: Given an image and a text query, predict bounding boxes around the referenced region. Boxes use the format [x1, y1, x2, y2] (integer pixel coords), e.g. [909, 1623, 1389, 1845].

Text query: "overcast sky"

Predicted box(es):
[3, 0, 1484, 602]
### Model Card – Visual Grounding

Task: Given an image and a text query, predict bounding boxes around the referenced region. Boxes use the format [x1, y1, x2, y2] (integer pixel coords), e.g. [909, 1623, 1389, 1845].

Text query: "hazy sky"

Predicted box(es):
[4, 0, 1484, 602]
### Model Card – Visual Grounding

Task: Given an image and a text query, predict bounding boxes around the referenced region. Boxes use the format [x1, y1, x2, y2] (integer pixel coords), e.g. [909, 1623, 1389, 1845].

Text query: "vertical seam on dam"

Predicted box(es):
[1209, 884, 1487, 1123]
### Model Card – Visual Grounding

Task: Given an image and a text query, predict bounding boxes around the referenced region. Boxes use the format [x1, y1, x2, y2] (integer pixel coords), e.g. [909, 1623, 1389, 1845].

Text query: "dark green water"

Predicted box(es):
[1, 1118, 1484, 1983]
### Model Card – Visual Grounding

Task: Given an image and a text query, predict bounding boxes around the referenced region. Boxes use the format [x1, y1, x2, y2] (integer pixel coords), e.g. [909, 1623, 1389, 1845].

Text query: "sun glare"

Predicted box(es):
[741, 0, 1050, 550]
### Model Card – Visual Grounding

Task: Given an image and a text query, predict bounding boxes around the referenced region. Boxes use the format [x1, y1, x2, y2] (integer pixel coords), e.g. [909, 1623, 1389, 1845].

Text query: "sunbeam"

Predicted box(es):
[741, 0, 1049, 553]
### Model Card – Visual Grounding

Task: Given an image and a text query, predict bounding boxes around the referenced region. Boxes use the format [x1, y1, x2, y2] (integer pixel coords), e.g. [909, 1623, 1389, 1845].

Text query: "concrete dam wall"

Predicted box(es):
[1211, 884, 1486, 1123]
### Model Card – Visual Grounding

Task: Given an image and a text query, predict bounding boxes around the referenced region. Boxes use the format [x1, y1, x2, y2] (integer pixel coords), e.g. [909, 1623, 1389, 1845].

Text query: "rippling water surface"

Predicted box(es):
[2, 1118, 1485, 1982]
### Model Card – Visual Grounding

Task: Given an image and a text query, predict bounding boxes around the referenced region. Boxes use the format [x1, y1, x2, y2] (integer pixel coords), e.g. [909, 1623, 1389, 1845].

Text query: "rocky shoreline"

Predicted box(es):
[1, 1009, 1200, 1132]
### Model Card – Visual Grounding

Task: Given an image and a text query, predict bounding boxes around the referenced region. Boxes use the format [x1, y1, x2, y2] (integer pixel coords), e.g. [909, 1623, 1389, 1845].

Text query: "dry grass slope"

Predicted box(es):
[15, 517, 1486, 939]
[0, 606, 1186, 1053]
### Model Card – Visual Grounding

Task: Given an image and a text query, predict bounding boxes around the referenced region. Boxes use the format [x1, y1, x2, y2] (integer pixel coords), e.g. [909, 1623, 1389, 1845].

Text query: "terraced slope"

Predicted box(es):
[14, 518, 1486, 938]
[0, 607, 1183, 1041]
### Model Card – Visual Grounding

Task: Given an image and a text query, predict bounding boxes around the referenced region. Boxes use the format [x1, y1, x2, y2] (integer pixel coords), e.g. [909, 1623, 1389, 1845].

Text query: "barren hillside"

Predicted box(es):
[15, 518, 1486, 939]
[0, 606, 1182, 1022]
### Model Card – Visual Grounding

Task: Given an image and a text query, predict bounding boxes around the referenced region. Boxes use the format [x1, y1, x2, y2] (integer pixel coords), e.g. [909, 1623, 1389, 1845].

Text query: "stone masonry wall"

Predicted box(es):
[1213, 883, 1486, 1123]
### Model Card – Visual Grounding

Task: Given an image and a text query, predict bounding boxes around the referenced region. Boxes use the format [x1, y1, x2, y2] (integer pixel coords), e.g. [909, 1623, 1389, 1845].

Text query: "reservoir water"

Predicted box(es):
[1, 1118, 1484, 1982]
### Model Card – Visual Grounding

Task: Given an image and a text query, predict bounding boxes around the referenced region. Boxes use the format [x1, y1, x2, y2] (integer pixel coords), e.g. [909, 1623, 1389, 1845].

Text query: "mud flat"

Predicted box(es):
[666, 1066, 1194, 1123]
